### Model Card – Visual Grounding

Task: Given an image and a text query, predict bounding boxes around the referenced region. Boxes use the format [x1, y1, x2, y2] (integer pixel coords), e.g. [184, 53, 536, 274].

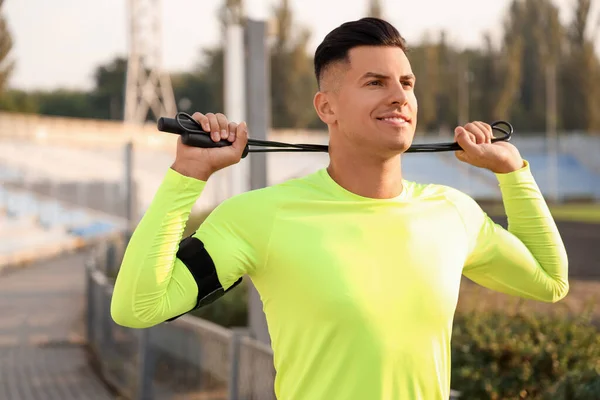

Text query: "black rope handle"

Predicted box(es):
[157, 112, 513, 158]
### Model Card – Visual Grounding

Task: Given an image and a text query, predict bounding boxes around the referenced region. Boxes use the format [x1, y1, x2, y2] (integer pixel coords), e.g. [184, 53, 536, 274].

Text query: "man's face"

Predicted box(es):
[320, 46, 418, 156]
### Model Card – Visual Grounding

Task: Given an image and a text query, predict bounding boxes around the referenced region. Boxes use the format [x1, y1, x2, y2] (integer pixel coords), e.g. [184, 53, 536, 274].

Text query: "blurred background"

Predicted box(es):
[0, 0, 599, 399]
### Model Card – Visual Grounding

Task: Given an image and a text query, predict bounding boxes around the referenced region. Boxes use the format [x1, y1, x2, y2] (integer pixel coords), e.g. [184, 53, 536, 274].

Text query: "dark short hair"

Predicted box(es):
[314, 17, 408, 89]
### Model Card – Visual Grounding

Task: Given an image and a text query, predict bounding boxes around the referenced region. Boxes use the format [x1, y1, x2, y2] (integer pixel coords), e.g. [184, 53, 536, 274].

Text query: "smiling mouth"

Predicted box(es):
[377, 117, 410, 125]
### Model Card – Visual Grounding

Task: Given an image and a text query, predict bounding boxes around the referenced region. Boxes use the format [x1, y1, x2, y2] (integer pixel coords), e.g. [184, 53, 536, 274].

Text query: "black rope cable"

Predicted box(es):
[156, 112, 513, 158]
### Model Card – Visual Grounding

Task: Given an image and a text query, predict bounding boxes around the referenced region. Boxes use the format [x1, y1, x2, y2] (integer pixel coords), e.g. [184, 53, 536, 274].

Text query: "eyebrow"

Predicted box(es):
[360, 72, 416, 82]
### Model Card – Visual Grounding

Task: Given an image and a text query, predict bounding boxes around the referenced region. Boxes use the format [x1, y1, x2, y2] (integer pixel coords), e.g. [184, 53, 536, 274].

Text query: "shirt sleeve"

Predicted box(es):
[194, 185, 275, 290]
[453, 160, 569, 303]
[111, 167, 273, 328]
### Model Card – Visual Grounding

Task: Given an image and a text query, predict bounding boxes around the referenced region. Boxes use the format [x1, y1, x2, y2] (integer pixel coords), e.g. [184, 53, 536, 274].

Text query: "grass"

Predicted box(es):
[545, 203, 600, 223]
[486, 202, 600, 223]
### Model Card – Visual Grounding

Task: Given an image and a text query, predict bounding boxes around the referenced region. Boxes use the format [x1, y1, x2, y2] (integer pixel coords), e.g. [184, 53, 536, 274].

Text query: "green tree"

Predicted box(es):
[187, 0, 243, 114]
[434, 32, 460, 130]
[0, 89, 38, 113]
[465, 35, 499, 123]
[493, 11, 524, 124]
[28, 57, 128, 120]
[408, 33, 441, 132]
[501, 0, 564, 131]
[35, 89, 94, 118]
[171, 47, 224, 114]
[200, 47, 225, 112]
[270, 0, 320, 128]
[0, 0, 15, 94]
[90, 57, 127, 120]
[560, 0, 600, 131]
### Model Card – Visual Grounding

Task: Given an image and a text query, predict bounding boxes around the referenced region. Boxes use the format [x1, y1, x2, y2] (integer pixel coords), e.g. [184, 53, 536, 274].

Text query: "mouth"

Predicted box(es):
[376, 115, 411, 127]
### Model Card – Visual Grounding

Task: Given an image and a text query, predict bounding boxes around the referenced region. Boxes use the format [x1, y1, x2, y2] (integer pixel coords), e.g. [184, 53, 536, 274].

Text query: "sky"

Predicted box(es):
[4, 0, 599, 91]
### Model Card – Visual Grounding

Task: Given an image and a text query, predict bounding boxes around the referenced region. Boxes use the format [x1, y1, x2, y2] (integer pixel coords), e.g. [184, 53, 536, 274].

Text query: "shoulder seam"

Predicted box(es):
[441, 190, 469, 243]
[259, 204, 278, 278]
[441, 189, 475, 268]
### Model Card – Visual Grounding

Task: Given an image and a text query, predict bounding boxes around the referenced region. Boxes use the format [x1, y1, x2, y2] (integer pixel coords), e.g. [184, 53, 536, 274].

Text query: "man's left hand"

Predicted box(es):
[454, 121, 524, 174]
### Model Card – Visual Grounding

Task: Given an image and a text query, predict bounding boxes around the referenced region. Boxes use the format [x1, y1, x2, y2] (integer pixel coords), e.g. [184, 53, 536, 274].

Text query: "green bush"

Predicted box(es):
[190, 277, 249, 327]
[182, 211, 600, 398]
[451, 307, 600, 399]
[185, 208, 249, 327]
[192, 289, 600, 397]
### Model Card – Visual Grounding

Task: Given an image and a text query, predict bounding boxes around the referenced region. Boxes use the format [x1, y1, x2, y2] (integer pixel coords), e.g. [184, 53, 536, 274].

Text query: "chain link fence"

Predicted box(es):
[85, 236, 276, 400]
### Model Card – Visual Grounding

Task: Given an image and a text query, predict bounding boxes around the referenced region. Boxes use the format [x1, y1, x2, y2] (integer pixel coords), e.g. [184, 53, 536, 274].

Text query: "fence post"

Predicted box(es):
[85, 257, 94, 346]
[124, 141, 136, 229]
[136, 328, 154, 400]
[228, 328, 245, 400]
[245, 17, 272, 347]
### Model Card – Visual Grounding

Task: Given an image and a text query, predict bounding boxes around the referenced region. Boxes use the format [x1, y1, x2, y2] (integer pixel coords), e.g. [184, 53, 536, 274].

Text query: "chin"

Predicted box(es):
[388, 141, 412, 154]
[386, 129, 415, 153]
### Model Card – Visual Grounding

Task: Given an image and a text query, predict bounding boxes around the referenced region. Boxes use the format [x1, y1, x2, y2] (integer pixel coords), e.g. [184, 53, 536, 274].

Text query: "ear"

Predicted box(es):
[313, 91, 337, 125]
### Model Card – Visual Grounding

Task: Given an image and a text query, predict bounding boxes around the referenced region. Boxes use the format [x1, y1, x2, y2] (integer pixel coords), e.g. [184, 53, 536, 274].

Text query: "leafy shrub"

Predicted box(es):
[190, 277, 249, 327]
[185, 209, 249, 327]
[451, 307, 600, 399]
[544, 367, 600, 400]
[182, 211, 600, 398]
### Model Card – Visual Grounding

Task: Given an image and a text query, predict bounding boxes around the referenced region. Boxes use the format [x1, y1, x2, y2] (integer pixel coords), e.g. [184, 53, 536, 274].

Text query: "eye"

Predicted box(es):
[402, 80, 414, 88]
[367, 80, 383, 86]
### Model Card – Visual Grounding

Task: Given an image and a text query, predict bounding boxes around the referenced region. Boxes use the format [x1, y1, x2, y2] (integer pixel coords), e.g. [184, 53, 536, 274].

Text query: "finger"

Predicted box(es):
[215, 113, 230, 139]
[455, 126, 479, 154]
[205, 113, 220, 142]
[227, 122, 238, 143]
[464, 122, 486, 144]
[454, 149, 468, 163]
[232, 122, 248, 153]
[453, 126, 477, 146]
[474, 121, 492, 143]
[191, 112, 210, 132]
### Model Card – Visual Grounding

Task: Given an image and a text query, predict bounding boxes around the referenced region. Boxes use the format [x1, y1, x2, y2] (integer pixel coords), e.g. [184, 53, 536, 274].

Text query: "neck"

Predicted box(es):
[327, 140, 404, 199]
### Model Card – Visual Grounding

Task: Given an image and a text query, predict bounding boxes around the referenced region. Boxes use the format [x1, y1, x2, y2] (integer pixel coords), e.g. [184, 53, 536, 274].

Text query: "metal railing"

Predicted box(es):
[84, 236, 463, 400]
[85, 237, 276, 400]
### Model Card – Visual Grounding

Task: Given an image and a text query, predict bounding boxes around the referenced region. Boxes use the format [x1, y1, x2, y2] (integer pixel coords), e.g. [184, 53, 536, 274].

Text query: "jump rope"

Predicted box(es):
[157, 111, 513, 157]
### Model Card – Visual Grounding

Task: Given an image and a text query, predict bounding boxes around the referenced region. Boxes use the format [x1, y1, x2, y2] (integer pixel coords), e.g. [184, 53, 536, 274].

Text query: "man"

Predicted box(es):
[111, 17, 568, 400]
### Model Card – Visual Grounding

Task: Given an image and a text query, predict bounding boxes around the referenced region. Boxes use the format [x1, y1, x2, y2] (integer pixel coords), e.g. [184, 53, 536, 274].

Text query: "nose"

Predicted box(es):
[390, 81, 408, 106]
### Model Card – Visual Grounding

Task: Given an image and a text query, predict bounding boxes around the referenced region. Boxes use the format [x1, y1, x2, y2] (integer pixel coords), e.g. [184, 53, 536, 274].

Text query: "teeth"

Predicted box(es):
[381, 117, 406, 122]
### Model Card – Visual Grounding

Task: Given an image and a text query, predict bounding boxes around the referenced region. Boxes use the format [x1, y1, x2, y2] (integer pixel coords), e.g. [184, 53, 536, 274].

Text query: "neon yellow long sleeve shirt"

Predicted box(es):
[111, 160, 569, 400]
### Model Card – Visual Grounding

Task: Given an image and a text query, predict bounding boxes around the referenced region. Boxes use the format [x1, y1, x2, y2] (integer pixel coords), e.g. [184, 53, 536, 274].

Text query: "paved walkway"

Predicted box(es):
[0, 251, 116, 400]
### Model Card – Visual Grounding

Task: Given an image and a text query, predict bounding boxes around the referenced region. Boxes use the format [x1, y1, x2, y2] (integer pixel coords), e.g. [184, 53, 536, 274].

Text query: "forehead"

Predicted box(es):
[346, 46, 412, 77]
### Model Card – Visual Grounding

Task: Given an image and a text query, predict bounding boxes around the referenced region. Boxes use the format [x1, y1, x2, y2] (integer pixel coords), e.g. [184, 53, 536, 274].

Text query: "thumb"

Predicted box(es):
[455, 127, 478, 153]
[232, 121, 248, 153]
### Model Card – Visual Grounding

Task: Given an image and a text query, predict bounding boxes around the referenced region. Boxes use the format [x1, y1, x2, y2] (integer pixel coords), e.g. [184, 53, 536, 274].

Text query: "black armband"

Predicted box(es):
[166, 235, 242, 322]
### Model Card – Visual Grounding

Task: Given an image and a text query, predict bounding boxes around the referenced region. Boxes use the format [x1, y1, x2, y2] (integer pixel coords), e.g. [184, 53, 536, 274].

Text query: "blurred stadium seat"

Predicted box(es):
[0, 173, 126, 270]
[2, 132, 598, 272]
[519, 151, 600, 201]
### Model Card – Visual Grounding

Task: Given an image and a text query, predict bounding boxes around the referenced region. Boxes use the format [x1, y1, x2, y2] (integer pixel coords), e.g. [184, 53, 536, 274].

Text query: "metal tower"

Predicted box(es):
[124, 0, 176, 123]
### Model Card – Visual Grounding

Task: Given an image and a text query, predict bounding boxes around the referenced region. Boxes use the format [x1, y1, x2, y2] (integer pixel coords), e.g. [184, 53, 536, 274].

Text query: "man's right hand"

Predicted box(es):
[171, 112, 249, 181]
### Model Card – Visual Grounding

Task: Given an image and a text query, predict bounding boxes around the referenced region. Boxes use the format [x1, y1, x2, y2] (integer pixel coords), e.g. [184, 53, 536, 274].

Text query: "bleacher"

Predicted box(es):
[402, 153, 501, 199]
[1, 135, 598, 272]
[518, 151, 600, 201]
[0, 165, 126, 271]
